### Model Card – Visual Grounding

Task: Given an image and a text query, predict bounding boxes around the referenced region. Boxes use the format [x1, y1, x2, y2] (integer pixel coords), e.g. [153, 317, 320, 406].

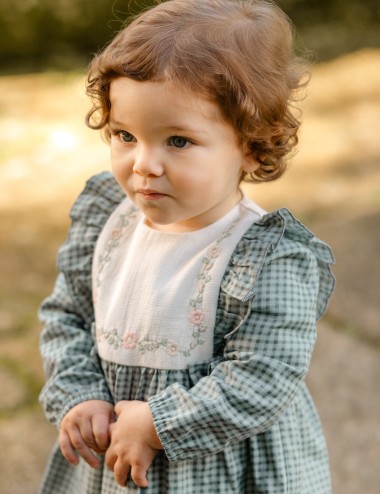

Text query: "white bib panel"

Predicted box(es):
[92, 196, 265, 370]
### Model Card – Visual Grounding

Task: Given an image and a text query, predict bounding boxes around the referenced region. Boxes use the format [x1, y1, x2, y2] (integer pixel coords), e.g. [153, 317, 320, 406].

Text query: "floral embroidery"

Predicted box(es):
[167, 342, 179, 356]
[111, 228, 122, 240]
[186, 221, 238, 355]
[96, 218, 239, 358]
[97, 327, 120, 350]
[189, 309, 205, 325]
[124, 332, 139, 350]
[96, 206, 139, 288]
[96, 329, 183, 357]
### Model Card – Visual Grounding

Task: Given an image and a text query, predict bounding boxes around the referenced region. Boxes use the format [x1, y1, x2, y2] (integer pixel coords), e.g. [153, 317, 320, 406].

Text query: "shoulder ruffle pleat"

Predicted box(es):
[57, 172, 124, 306]
[225, 208, 335, 320]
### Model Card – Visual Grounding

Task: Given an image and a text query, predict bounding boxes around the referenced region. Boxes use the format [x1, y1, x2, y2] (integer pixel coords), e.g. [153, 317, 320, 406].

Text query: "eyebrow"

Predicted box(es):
[163, 125, 208, 135]
[108, 120, 208, 135]
[108, 120, 127, 128]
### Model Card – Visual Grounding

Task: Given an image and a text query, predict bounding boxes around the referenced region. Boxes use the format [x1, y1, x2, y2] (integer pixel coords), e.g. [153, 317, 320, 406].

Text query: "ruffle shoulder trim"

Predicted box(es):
[57, 172, 124, 298]
[224, 208, 335, 320]
[69, 171, 124, 227]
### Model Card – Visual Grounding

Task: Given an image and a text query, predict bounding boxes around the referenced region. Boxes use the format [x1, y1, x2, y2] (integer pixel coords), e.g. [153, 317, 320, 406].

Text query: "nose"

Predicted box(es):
[133, 146, 164, 177]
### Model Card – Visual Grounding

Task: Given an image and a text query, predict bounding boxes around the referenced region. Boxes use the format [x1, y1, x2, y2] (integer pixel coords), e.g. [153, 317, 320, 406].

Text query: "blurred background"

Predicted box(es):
[0, 1, 379, 493]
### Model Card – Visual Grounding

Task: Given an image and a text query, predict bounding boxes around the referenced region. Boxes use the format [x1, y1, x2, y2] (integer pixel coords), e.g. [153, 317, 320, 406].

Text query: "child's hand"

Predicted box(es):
[59, 400, 115, 469]
[105, 400, 163, 488]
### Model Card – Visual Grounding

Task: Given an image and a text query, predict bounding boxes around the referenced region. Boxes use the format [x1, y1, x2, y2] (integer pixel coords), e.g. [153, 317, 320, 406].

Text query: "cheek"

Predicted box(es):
[110, 146, 120, 170]
[110, 159, 123, 182]
[170, 169, 208, 195]
[111, 144, 124, 164]
[111, 148, 132, 175]
[170, 153, 214, 187]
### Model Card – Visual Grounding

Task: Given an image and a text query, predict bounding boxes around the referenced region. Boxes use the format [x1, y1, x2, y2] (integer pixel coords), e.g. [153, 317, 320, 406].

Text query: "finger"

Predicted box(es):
[79, 419, 97, 451]
[107, 423, 116, 444]
[105, 447, 117, 472]
[130, 462, 149, 488]
[114, 400, 128, 416]
[68, 427, 101, 469]
[92, 414, 111, 452]
[59, 429, 79, 466]
[113, 459, 130, 487]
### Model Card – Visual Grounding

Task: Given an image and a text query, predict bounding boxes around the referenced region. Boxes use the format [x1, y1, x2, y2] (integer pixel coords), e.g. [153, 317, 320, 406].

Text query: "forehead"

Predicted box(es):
[109, 77, 223, 123]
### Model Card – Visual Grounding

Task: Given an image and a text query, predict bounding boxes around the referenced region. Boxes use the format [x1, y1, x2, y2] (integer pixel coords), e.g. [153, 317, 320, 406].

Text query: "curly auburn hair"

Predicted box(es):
[86, 0, 309, 183]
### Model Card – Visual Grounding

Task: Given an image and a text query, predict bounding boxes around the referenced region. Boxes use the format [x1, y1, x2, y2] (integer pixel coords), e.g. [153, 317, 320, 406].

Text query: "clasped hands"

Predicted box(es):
[59, 399, 163, 488]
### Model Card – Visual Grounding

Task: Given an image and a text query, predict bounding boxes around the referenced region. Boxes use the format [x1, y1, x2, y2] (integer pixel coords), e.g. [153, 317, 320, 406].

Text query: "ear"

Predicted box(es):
[240, 146, 260, 174]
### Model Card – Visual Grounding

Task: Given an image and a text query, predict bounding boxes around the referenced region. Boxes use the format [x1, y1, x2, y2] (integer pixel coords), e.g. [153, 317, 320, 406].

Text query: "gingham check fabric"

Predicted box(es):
[39, 172, 335, 493]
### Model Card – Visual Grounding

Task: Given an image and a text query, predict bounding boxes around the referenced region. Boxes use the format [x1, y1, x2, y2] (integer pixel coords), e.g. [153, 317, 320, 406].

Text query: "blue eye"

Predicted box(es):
[170, 136, 189, 148]
[119, 131, 135, 143]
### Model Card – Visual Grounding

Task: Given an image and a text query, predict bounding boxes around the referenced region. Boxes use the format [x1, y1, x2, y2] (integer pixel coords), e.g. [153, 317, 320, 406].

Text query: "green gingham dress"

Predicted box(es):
[39, 172, 335, 494]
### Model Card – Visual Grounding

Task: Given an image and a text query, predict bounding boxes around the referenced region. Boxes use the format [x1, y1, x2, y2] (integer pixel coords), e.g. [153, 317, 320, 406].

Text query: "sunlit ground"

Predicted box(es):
[0, 49, 379, 494]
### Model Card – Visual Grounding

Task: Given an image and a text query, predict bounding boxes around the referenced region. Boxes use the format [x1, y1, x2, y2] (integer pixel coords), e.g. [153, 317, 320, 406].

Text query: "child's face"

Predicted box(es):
[109, 78, 257, 232]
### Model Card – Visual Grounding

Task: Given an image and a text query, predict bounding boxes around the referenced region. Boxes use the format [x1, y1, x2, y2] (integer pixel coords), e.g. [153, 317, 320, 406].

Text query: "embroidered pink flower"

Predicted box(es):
[208, 246, 220, 258]
[167, 342, 179, 356]
[189, 309, 205, 325]
[111, 228, 122, 240]
[123, 332, 139, 349]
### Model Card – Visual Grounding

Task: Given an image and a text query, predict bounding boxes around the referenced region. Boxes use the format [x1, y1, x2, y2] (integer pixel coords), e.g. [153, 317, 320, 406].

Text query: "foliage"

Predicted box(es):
[0, 0, 379, 73]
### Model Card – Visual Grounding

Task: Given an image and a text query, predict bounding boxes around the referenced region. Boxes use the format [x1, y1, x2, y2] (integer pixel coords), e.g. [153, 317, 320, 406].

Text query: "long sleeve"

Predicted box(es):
[39, 172, 124, 426]
[149, 209, 335, 462]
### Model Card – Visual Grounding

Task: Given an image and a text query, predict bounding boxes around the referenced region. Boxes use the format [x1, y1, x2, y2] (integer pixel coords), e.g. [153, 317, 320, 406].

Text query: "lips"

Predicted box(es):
[136, 188, 169, 199]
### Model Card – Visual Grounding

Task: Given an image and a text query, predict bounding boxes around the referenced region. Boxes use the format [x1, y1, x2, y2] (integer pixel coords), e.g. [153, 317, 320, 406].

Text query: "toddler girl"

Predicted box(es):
[39, 1, 335, 493]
